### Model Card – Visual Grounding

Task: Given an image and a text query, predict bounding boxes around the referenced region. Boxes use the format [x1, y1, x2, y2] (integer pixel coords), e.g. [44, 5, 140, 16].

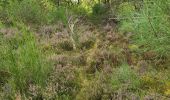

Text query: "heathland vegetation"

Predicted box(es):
[0, 0, 170, 99]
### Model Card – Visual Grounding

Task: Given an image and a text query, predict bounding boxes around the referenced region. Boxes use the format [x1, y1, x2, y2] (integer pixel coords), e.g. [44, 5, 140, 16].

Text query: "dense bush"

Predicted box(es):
[119, 0, 170, 56]
[92, 3, 108, 15]
[7, 0, 47, 24]
[2, 0, 68, 25]
[48, 7, 67, 24]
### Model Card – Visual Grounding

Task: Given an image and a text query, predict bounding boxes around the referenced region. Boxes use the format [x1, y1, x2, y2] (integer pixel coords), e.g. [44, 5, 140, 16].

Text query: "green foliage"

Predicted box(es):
[0, 27, 51, 93]
[92, 3, 107, 15]
[117, 2, 135, 17]
[69, 6, 88, 16]
[111, 64, 141, 90]
[119, 0, 170, 56]
[0, 1, 8, 24]
[48, 7, 67, 24]
[7, 0, 47, 24]
[0, 0, 170, 99]
[4, 0, 67, 25]
[39, 0, 68, 24]
[0, 0, 9, 7]
[91, 3, 109, 23]
[0, 21, 2, 27]
[117, 2, 136, 32]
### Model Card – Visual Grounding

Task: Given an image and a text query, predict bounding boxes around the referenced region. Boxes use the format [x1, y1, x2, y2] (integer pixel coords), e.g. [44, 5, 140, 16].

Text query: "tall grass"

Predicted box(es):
[0, 27, 51, 93]
[111, 64, 141, 90]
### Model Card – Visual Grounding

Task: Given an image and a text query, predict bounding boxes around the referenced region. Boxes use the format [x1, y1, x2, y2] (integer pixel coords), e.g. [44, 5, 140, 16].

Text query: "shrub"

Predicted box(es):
[48, 7, 67, 24]
[7, 0, 47, 24]
[119, 0, 170, 56]
[90, 3, 110, 23]
[117, 2, 135, 17]
[6, 0, 68, 25]
[45, 65, 80, 100]
[57, 39, 74, 51]
[78, 33, 95, 50]
[40, 0, 67, 23]
[92, 3, 107, 15]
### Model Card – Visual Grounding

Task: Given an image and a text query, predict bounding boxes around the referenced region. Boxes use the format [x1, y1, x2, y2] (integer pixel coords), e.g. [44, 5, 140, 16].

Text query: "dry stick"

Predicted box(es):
[68, 16, 79, 50]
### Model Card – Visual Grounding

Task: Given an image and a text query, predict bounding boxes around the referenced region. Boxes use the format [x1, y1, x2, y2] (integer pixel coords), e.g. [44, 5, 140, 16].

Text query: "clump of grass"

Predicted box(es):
[0, 27, 52, 94]
[111, 64, 141, 91]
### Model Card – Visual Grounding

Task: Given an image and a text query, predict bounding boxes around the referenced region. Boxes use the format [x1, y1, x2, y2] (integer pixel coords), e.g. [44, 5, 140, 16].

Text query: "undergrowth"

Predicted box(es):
[119, 0, 170, 57]
[0, 25, 52, 98]
[0, 0, 170, 99]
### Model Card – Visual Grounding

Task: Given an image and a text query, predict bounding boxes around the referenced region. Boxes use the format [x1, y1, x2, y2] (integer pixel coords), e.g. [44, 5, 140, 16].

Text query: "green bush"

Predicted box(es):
[5, 0, 68, 25]
[89, 3, 109, 23]
[48, 7, 67, 24]
[92, 3, 107, 15]
[7, 0, 47, 24]
[0, 27, 51, 93]
[119, 0, 170, 56]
